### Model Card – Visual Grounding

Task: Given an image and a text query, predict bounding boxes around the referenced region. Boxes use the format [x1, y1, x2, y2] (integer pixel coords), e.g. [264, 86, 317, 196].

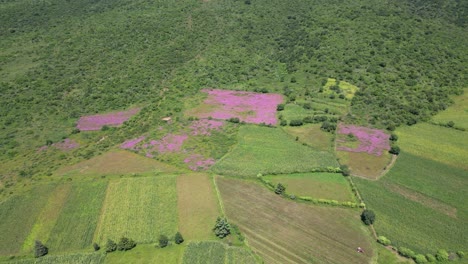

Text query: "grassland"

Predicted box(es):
[94, 176, 178, 244]
[354, 152, 468, 254]
[104, 244, 185, 264]
[336, 151, 393, 179]
[396, 123, 468, 170]
[217, 177, 374, 264]
[177, 174, 220, 241]
[323, 78, 359, 100]
[46, 181, 107, 252]
[431, 89, 468, 129]
[4, 252, 105, 264]
[182, 241, 257, 264]
[0, 184, 56, 255]
[282, 124, 333, 151]
[265, 173, 354, 202]
[211, 125, 338, 177]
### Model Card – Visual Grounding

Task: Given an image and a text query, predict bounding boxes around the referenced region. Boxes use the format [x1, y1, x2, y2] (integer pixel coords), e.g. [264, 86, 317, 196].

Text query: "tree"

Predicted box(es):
[34, 240, 48, 258]
[389, 133, 398, 141]
[213, 217, 231, 238]
[361, 210, 375, 225]
[275, 183, 286, 195]
[174, 232, 184, 245]
[435, 249, 449, 261]
[389, 145, 400, 155]
[159, 235, 169, 248]
[117, 237, 136, 251]
[276, 104, 285, 111]
[289, 119, 303, 126]
[93, 242, 100, 251]
[105, 239, 117, 253]
[340, 165, 350, 176]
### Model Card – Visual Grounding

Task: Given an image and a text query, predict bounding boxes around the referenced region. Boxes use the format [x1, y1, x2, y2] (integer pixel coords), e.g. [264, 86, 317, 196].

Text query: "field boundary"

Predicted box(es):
[212, 176, 225, 216]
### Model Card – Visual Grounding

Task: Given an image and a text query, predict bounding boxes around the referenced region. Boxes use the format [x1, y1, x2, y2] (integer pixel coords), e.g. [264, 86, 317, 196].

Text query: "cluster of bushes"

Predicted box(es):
[158, 232, 184, 248]
[105, 237, 136, 253]
[388, 133, 401, 155]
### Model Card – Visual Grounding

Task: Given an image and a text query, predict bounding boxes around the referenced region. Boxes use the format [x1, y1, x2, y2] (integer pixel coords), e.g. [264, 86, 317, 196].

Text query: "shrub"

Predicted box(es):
[280, 120, 287, 126]
[213, 217, 231, 238]
[289, 119, 303, 126]
[159, 235, 169, 248]
[174, 232, 184, 245]
[389, 145, 400, 155]
[457, 251, 465, 258]
[398, 247, 415, 258]
[377, 236, 391, 246]
[34, 240, 48, 258]
[389, 133, 398, 141]
[93, 242, 100, 251]
[276, 104, 285, 111]
[321, 121, 336, 132]
[435, 249, 449, 261]
[105, 239, 117, 253]
[426, 254, 436, 262]
[117, 237, 136, 251]
[340, 165, 350, 176]
[414, 254, 428, 263]
[361, 210, 375, 225]
[303, 103, 311, 109]
[228, 117, 240, 123]
[274, 183, 286, 195]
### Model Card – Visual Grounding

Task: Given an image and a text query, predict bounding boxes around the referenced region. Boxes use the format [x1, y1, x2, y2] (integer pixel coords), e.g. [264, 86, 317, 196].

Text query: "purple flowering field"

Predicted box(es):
[184, 154, 216, 171]
[38, 138, 79, 152]
[336, 124, 390, 156]
[76, 108, 140, 131]
[194, 89, 283, 125]
[190, 119, 224, 136]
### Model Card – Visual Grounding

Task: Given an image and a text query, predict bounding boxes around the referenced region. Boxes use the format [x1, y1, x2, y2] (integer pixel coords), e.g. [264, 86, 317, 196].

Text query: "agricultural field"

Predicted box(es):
[182, 241, 257, 264]
[431, 89, 468, 129]
[104, 244, 185, 264]
[354, 151, 468, 254]
[3, 252, 105, 264]
[0, 184, 56, 255]
[177, 173, 221, 241]
[94, 176, 178, 244]
[46, 181, 108, 252]
[282, 124, 333, 151]
[211, 125, 338, 177]
[217, 177, 374, 264]
[264, 173, 354, 202]
[396, 123, 468, 170]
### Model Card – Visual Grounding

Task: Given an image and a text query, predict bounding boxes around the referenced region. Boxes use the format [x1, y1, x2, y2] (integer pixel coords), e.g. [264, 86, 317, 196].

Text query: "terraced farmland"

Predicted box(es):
[217, 177, 373, 264]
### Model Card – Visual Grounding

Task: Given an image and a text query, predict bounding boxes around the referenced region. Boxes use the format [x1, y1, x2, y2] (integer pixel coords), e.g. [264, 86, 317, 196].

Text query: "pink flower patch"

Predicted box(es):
[184, 154, 216, 171]
[53, 138, 79, 151]
[336, 124, 390, 156]
[121, 136, 146, 150]
[197, 89, 283, 125]
[190, 119, 224, 136]
[77, 108, 140, 131]
[150, 134, 188, 153]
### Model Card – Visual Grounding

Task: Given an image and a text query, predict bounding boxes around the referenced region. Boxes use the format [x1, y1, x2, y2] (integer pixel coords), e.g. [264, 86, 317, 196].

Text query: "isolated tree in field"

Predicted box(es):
[174, 232, 184, 244]
[275, 183, 286, 195]
[34, 240, 48, 258]
[159, 235, 169, 248]
[105, 239, 117, 253]
[213, 217, 231, 238]
[93, 242, 100, 251]
[361, 209, 376, 225]
[389, 145, 400, 155]
[117, 237, 136, 251]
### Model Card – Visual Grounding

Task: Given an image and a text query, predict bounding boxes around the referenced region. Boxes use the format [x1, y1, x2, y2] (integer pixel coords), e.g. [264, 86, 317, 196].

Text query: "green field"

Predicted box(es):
[217, 177, 374, 264]
[265, 173, 354, 202]
[396, 123, 468, 170]
[282, 124, 333, 151]
[211, 125, 338, 177]
[104, 244, 185, 264]
[431, 89, 468, 129]
[354, 152, 468, 254]
[182, 241, 257, 264]
[4, 252, 105, 264]
[323, 78, 359, 100]
[47, 181, 108, 252]
[0, 184, 56, 255]
[94, 176, 178, 244]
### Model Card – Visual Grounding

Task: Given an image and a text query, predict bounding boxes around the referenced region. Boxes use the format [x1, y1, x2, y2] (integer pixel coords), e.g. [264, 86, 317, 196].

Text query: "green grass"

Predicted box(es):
[431, 89, 468, 130]
[354, 152, 468, 254]
[211, 125, 338, 177]
[376, 246, 411, 264]
[323, 78, 359, 99]
[182, 241, 256, 264]
[46, 181, 107, 252]
[282, 124, 333, 151]
[3, 252, 105, 264]
[94, 176, 178, 244]
[0, 184, 56, 255]
[104, 244, 185, 264]
[265, 173, 354, 202]
[396, 123, 468, 170]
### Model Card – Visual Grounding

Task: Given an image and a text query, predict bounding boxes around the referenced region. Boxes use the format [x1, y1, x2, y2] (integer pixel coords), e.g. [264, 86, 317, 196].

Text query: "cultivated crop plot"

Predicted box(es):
[217, 177, 373, 264]
[4, 252, 105, 264]
[212, 125, 338, 177]
[182, 241, 256, 264]
[94, 176, 178, 244]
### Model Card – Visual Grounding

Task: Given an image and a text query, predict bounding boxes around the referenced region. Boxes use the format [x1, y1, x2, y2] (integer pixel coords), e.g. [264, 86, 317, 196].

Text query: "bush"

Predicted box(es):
[280, 120, 287, 126]
[274, 183, 286, 195]
[93, 242, 100, 251]
[361, 209, 375, 225]
[426, 254, 436, 262]
[174, 232, 184, 245]
[276, 104, 285, 111]
[228, 117, 240, 123]
[436, 249, 449, 261]
[34, 240, 48, 258]
[398, 247, 416, 258]
[159, 235, 169, 248]
[377, 236, 391, 246]
[414, 254, 428, 263]
[105, 239, 117, 253]
[289, 119, 303, 126]
[117, 237, 136, 251]
[389, 145, 400, 155]
[213, 217, 231, 238]
[389, 133, 398, 141]
[340, 165, 350, 176]
[457, 251, 465, 258]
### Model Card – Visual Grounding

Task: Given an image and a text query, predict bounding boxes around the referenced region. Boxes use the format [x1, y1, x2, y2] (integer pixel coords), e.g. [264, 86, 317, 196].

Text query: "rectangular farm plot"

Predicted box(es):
[282, 124, 333, 151]
[94, 176, 178, 244]
[211, 125, 338, 177]
[177, 174, 221, 241]
[4, 252, 105, 264]
[182, 241, 257, 264]
[217, 177, 374, 264]
[265, 173, 355, 202]
[47, 181, 107, 252]
[104, 244, 185, 264]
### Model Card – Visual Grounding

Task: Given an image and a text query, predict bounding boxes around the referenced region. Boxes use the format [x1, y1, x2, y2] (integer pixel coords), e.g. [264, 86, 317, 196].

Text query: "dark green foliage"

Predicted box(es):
[117, 237, 136, 251]
[398, 247, 415, 258]
[93, 242, 100, 251]
[274, 183, 286, 195]
[360, 210, 375, 225]
[320, 121, 336, 132]
[228, 118, 240, 123]
[389, 146, 400, 155]
[435, 249, 449, 261]
[105, 239, 117, 253]
[276, 104, 285, 111]
[289, 120, 303, 126]
[457, 251, 465, 258]
[340, 165, 350, 176]
[34, 240, 48, 258]
[447, 121, 455, 128]
[213, 217, 231, 239]
[158, 235, 169, 248]
[174, 232, 184, 245]
[280, 120, 287, 126]
[389, 134, 398, 141]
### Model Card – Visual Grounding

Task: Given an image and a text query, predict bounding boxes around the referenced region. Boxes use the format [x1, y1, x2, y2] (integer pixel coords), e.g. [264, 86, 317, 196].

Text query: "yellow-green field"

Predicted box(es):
[431, 89, 468, 129]
[104, 244, 185, 264]
[282, 124, 333, 151]
[336, 151, 393, 179]
[323, 78, 359, 99]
